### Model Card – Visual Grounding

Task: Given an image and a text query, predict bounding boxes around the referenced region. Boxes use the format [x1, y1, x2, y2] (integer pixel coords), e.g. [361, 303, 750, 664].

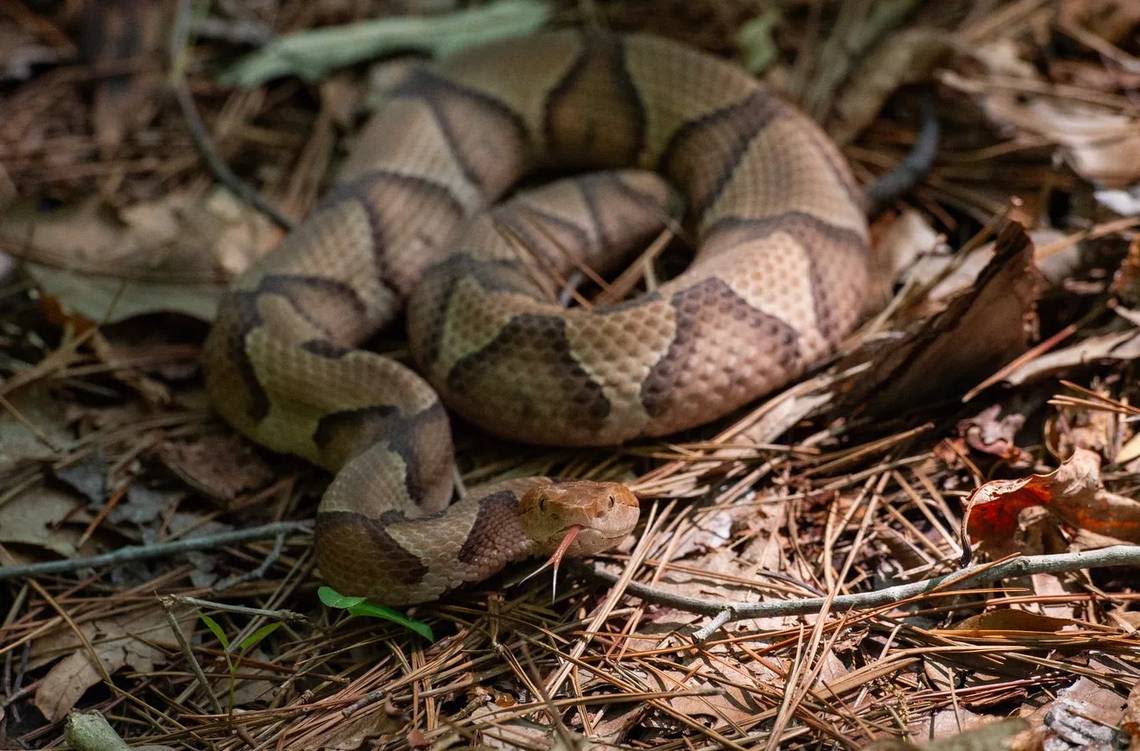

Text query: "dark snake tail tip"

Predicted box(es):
[864, 91, 941, 215]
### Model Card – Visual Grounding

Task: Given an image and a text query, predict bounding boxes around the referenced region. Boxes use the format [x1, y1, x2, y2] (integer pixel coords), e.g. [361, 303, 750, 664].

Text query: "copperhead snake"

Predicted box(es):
[203, 30, 869, 605]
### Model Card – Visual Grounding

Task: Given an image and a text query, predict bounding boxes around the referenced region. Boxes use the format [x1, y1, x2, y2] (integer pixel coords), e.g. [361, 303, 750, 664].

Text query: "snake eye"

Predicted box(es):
[537, 496, 546, 511]
[607, 495, 615, 509]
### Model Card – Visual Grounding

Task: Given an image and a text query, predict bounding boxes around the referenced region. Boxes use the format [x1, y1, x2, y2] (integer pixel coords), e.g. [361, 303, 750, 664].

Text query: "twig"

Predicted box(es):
[212, 530, 286, 591]
[169, 0, 293, 230]
[64, 710, 131, 751]
[0, 521, 311, 582]
[341, 689, 384, 719]
[172, 595, 310, 625]
[581, 545, 1140, 632]
[158, 595, 222, 715]
[691, 608, 734, 642]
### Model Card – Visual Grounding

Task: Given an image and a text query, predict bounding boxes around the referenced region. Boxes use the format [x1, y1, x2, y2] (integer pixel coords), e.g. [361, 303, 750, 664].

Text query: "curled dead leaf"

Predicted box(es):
[958, 404, 1025, 461]
[964, 448, 1140, 552]
[841, 221, 1038, 415]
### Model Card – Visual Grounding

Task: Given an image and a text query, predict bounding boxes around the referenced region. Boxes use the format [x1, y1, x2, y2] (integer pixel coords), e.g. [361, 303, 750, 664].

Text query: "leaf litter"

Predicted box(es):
[2, 1, 1140, 749]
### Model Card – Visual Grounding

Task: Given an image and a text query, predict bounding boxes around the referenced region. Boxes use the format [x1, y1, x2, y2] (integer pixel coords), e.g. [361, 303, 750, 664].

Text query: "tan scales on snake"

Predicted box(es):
[203, 30, 870, 605]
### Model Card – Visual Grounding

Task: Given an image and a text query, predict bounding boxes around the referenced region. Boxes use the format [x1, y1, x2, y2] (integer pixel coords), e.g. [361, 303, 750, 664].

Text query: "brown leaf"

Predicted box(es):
[0, 189, 279, 324]
[1045, 393, 1118, 459]
[982, 94, 1140, 188]
[33, 608, 179, 722]
[964, 448, 1140, 550]
[842, 221, 1038, 415]
[958, 404, 1025, 461]
[952, 34, 1140, 187]
[0, 385, 73, 474]
[157, 433, 276, 503]
[866, 718, 1036, 751]
[653, 663, 770, 726]
[949, 609, 1077, 633]
[927, 709, 1014, 743]
[1043, 677, 1127, 749]
[1112, 237, 1140, 305]
[1002, 327, 1140, 387]
[867, 209, 945, 311]
[289, 705, 401, 751]
[0, 486, 87, 557]
[1123, 680, 1140, 747]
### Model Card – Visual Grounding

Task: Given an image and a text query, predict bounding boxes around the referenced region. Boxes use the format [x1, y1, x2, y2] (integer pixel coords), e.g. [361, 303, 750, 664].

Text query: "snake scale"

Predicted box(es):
[203, 30, 869, 604]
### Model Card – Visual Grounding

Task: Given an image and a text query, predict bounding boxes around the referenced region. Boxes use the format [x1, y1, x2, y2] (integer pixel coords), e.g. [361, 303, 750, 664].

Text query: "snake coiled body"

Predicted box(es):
[203, 30, 869, 604]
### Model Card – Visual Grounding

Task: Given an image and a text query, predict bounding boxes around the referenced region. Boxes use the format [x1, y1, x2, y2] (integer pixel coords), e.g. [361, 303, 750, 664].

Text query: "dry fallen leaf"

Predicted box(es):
[914, 708, 1015, 744]
[0, 486, 87, 558]
[866, 718, 1036, 751]
[654, 663, 768, 726]
[964, 448, 1140, 552]
[1043, 677, 1127, 750]
[1113, 237, 1140, 305]
[0, 385, 73, 473]
[983, 95, 1140, 188]
[32, 608, 180, 722]
[842, 221, 1038, 416]
[948, 609, 1078, 634]
[1045, 392, 1119, 460]
[867, 208, 945, 310]
[0, 189, 279, 324]
[156, 432, 276, 503]
[1123, 680, 1140, 748]
[958, 404, 1025, 462]
[1002, 327, 1140, 387]
[951, 36, 1140, 188]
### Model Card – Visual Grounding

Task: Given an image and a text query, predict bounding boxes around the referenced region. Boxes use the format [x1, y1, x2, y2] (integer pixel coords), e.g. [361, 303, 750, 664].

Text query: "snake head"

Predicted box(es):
[517, 480, 639, 557]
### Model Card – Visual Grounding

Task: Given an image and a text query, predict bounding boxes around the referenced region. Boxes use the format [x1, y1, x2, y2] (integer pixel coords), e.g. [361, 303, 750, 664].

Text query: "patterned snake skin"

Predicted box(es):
[203, 30, 869, 604]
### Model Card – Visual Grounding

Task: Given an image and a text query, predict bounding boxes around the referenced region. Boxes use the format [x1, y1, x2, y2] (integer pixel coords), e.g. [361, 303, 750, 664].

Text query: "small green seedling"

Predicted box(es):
[318, 586, 434, 641]
[199, 614, 282, 713]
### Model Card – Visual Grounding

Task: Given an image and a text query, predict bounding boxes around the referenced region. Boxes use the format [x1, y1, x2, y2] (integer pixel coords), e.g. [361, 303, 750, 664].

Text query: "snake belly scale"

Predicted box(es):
[203, 30, 869, 605]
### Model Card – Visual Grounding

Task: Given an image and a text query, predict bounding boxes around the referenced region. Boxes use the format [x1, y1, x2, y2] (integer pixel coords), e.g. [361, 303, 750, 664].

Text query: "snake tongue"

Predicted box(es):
[519, 525, 582, 599]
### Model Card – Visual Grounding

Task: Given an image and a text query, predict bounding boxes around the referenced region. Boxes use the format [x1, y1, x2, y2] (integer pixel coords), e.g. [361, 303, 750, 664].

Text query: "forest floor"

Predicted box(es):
[2, 0, 1140, 749]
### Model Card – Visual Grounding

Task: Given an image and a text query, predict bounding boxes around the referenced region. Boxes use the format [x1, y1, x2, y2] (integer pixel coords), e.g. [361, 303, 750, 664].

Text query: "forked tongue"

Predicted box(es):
[519, 525, 582, 599]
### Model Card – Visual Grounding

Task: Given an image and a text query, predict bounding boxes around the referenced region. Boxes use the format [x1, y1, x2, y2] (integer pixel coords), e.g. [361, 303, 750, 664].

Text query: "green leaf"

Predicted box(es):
[736, 8, 783, 74]
[317, 586, 366, 609]
[199, 614, 230, 650]
[317, 586, 434, 641]
[221, 0, 551, 87]
[346, 601, 434, 641]
[238, 622, 282, 656]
